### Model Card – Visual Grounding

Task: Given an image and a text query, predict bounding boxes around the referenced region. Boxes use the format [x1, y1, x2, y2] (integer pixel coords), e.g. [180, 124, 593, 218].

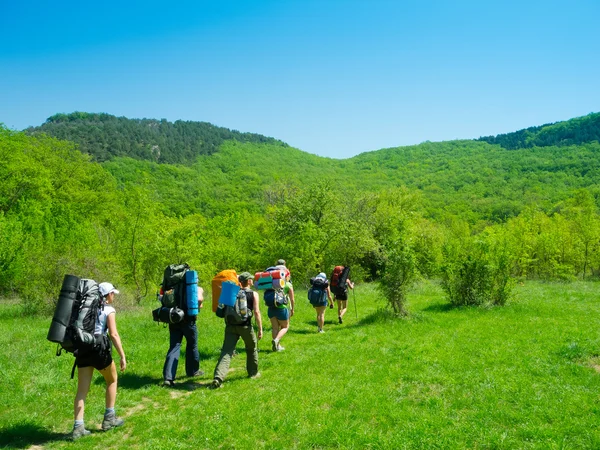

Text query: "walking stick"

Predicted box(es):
[353, 288, 357, 319]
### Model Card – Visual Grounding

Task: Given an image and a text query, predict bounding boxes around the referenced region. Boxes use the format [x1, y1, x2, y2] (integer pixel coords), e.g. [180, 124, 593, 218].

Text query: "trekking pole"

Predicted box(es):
[353, 288, 357, 319]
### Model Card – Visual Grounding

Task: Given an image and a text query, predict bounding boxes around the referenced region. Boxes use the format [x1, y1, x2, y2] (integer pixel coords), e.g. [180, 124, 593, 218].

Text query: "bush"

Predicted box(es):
[441, 240, 514, 307]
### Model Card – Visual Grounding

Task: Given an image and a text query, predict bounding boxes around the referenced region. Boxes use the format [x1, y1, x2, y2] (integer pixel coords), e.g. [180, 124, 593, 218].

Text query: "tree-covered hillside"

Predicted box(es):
[3, 112, 600, 313]
[26, 112, 287, 164]
[477, 112, 600, 150]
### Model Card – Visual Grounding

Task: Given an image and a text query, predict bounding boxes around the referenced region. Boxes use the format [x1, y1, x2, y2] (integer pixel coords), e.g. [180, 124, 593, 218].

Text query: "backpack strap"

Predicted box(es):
[55, 343, 63, 357]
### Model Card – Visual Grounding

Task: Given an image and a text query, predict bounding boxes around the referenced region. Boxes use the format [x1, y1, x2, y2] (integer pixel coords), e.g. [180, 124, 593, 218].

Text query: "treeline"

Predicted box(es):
[477, 112, 600, 150]
[2, 127, 600, 315]
[26, 112, 287, 164]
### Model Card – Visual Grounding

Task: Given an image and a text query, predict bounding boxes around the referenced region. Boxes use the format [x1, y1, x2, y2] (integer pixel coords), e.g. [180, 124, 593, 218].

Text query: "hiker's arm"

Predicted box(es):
[347, 279, 354, 289]
[107, 313, 126, 371]
[197, 286, 204, 309]
[288, 286, 295, 316]
[326, 287, 332, 301]
[253, 292, 263, 340]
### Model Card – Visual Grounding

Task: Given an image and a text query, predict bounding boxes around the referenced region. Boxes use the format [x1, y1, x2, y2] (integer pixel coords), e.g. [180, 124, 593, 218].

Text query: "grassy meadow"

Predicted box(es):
[1, 281, 600, 449]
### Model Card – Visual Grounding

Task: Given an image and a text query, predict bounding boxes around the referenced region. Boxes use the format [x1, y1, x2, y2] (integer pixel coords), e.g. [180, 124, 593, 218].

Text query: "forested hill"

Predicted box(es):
[25, 112, 287, 164]
[477, 112, 600, 150]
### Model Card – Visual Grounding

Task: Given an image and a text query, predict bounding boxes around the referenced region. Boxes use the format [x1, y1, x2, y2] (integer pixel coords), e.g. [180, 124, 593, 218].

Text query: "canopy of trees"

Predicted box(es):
[3, 111, 600, 313]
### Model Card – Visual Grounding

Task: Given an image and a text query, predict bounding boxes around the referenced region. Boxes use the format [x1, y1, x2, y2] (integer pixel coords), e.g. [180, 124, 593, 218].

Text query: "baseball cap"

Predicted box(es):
[99, 282, 120, 297]
[238, 272, 254, 282]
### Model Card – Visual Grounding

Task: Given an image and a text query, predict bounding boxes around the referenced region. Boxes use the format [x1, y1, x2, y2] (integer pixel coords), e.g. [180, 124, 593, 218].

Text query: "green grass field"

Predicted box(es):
[1, 281, 600, 449]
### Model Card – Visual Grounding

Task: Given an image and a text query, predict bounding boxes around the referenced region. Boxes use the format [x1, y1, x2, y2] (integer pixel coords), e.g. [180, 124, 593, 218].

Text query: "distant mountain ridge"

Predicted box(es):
[477, 112, 600, 150]
[26, 112, 287, 164]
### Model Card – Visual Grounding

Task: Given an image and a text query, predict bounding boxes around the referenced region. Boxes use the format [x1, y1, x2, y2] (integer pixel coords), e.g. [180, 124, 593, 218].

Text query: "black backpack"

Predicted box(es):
[308, 277, 328, 306]
[47, 277, 106, 378]
[153, 264, 189, 324]
[218, 289, 253, 325]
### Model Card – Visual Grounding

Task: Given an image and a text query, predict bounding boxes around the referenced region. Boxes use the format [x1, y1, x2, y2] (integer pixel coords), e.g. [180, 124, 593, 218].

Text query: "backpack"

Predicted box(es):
[264, 288, 287, 308]
[152, 263, 189, 324]
[211, 269, 240, 312]
[221, 289, 254, 325]
[330, 266, 350, 297]
[308, 276, 328, 306]
[47, 275, 106, 377]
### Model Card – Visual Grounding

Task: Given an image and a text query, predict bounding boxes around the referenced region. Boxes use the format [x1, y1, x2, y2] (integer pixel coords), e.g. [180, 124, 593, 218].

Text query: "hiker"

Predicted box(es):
[162, 285, 205, 386]
[72, 282, 126, 440]
[210, 272, 263, 389]
[309, 272, 333, 333]
[269, 266, 295, 351]
[334, 275, 354, 324]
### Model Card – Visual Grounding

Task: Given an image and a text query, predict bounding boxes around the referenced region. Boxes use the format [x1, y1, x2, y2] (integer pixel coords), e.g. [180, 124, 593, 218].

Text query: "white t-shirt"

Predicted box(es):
[95, 305, 115, 336]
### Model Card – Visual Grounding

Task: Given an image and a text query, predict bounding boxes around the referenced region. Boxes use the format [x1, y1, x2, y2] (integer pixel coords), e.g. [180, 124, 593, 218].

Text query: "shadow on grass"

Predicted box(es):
[0, 422, 66, 448]
[111, 373, 162, 390]
[421, 302, 455, 313]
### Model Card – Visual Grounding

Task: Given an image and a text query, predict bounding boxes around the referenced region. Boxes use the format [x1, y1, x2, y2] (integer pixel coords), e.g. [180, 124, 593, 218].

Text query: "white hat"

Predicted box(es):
[316, 272, 327, 279]
[99, 282, 120, 297]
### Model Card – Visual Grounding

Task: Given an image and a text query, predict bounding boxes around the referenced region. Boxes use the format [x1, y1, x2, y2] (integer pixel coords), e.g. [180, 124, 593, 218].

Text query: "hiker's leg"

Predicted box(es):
[184, 321, 200, 376]
[270, 316, 280, 340]
[163, 326, 184, 381]
[315, 306, 326, 329]
[99, 361, 118, 409]
[240, 325, 258, 376]
[74, 366, 94, 421]
[213, 326, 239, 382]
[275, 319, 289, 341]
[338, 300, 348, 319]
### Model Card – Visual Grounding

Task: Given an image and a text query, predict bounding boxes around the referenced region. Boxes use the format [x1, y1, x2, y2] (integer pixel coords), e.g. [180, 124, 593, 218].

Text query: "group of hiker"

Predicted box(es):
[52, 259, 353, 440]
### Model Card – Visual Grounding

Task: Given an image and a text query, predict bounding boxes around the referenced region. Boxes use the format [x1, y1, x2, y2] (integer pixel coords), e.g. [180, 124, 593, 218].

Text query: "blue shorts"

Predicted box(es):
[268, 306, 290, 321]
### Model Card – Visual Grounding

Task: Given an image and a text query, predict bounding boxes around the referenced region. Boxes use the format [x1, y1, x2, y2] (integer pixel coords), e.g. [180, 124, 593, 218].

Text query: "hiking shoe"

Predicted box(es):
[102, 413, 124, 431]
[209, 379, 222, 389]
[272, 339, 279, 352]
[338, 316, 343, 324]
[71, 424, 91, 440]
[249, 372, 261, 379]
[318, 328, 324, 333]
[162, 380, 175, 387]
[191, 370, 205, 377]
[277, 344, 285, 351]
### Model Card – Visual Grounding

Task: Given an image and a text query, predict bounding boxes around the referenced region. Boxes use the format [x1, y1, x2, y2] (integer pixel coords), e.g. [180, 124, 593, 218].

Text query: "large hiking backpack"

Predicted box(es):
[218, 289, 254, 325]
[308, 275, 329, 306]
[330, 266, 350, 297]
[47, 275, 103, 357]
[153, 263, 197, 324]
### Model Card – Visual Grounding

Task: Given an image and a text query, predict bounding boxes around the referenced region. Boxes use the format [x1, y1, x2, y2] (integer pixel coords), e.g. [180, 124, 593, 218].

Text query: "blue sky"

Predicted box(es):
[1, 0, 599, 159]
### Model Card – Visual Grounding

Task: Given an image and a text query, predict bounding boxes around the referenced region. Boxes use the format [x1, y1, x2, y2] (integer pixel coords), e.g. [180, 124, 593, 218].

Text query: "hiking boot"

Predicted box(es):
[338, 316, 343, 324]
[191, 370, 205, 377]
[272, 339, 279, 352]
[209, 379, 222, 389]
[162, 380, 175, 387]
[318, 328, 324, 333]
[249, 372, 261, 379]
[102, 413, 124, 431]
[71, 424, 91, 440]
[277, 344, 285, 351]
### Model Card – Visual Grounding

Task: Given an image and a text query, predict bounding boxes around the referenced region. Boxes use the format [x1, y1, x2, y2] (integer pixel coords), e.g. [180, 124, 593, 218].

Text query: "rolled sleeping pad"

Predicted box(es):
[255, 274, 274, 290]
[211, 270, 239, 312]
[185, 270, 199, 317]
[272, 278, 285, 289]
[219, 281, 240, 307]
[47, 274, 80, 343]
[153, 307, 185, 324]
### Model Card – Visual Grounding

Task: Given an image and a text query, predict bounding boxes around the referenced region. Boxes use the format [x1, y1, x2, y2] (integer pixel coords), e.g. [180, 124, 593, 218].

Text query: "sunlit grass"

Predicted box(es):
[1, 281, 599, 448]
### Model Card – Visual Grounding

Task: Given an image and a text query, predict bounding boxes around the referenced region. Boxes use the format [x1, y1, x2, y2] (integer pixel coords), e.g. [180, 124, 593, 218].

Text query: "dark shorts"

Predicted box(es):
[268, 306, 290, 321]
[76, 336, 112, 371]
[335, 291, 348, 301]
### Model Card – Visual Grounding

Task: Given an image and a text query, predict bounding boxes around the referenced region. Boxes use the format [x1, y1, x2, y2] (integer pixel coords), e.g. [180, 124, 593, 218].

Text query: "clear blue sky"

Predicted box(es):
[1, 0, 599, 159]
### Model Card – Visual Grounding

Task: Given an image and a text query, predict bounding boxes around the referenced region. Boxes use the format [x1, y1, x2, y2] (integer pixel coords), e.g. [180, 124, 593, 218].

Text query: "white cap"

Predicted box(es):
[99, 282, 120, 297]
[316, 272, 327, 279]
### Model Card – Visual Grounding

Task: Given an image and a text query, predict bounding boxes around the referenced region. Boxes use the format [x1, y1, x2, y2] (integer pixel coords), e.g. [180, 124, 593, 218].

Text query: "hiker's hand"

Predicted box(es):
[120, 357, 127, 371]
[290, 308, 294, 317]
[258, 329, 263, 340]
